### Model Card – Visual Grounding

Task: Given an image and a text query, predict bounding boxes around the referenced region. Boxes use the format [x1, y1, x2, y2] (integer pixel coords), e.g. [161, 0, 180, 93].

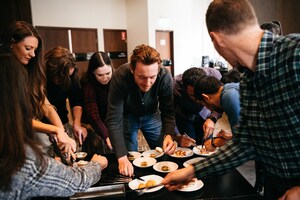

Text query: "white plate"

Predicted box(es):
[178, 178, 204, 192]
[128, 174, 164, 193]
[142, 149, 164, 158]
[133, 157, 157, 168]
[183, 157, 206, 168]
[128, 151, 142, 161]
[193, 146, 217, 156]
[170, 147, 194, 158]
[153, 161, 178, 173]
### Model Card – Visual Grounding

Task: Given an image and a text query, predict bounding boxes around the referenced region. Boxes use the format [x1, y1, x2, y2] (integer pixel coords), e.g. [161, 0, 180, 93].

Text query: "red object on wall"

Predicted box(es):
[121, 31, 126, 40]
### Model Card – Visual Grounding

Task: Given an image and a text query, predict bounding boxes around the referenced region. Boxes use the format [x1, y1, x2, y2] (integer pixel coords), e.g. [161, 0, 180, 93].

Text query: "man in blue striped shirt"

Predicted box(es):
[162, 0, 300, 199]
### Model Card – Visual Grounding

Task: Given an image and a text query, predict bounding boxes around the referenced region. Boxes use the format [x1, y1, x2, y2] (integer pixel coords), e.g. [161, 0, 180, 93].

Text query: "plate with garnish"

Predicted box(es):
[178, 178, 204, 192]
[127, 151, 142, 161]
[183, 157, 206, 167]
[170, 147, 193, 158]
[193, 145, 217, 156]
[133, 157, 157, 168]
[129, 174, 164, 193]
[142, 148, 164, 159]
[153, 161, 178, 173]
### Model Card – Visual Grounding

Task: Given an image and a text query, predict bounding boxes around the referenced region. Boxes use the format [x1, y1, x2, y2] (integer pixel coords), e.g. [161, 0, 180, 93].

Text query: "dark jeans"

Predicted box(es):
[175, 116, 205, 144]
[264, 174, 300, 199]
[123, 110, 162, 151]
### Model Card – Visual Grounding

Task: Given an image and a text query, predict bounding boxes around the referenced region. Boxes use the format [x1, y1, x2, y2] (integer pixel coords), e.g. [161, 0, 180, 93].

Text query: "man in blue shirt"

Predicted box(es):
[162, 0, 300, 199]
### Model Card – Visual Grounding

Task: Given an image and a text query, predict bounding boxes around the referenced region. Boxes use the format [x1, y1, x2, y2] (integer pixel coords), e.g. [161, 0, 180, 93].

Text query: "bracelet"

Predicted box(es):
[208, 116, 217, 123]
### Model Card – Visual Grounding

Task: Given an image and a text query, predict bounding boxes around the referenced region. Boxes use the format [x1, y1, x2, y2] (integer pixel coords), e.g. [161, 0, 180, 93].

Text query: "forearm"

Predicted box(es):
[43, 97, 64, 128]
[32, 119, 63, 135]
[72, 106, 83, 126]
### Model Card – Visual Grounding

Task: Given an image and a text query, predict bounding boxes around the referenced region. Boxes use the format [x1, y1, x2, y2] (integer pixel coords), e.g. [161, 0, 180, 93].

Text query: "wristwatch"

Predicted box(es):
[208, 116, 217, 123]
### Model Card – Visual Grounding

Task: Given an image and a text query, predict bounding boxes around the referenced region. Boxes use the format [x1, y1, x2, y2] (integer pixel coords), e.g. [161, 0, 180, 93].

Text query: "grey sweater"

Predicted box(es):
[106, 63, 175, 158]
[0, 146, 102, 199]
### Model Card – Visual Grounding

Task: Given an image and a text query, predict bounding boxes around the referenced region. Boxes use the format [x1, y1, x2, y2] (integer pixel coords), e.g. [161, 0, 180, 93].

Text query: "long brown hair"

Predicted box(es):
[45, 46, 78, 90]
[0, 54, 44, 190]
[2, 21, 46, 119]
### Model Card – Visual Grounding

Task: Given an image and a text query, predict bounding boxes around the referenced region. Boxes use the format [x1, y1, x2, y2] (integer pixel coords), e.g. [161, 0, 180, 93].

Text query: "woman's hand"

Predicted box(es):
[56, 128, 76, 160]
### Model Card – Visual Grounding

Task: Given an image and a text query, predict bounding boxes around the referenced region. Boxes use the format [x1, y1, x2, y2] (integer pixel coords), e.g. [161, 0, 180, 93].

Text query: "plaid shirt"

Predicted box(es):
[194, 31, 300, 179]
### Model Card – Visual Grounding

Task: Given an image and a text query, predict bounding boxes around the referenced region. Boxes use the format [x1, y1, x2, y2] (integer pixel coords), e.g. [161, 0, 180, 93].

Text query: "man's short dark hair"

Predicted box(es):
[194, 75, 224, 101]
[182, 67, 206, 88]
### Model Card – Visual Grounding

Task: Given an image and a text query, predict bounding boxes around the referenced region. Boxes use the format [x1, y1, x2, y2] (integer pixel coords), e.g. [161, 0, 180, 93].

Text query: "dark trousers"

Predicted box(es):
[264, 174, 300, 199]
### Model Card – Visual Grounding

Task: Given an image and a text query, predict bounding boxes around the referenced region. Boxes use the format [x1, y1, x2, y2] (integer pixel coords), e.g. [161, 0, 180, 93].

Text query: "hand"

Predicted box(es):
[73, 124, 88, 145]
[106, 137, 113, 150]
[57, 137, 76, 161]
[56, 128, 77, 159]
[174, 134, 196, 147]
[203, 118, 215, 139]
[163, 135, 176, 155]
[279, 186, 300, 200]
[118, 155, 134, 177]
[91, 154, 108, 169]
[217, 129, 232, 140]
[162, 165, 195, 191]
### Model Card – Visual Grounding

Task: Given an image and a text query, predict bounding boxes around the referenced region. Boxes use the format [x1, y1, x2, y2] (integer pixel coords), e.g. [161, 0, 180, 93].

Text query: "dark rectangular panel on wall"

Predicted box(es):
[103, 29, 128, 69]
[35, 27, 69, 53]
[0, 0, 32, 37]
[71, 28, 98, 53]
[249, 0, 300, 34]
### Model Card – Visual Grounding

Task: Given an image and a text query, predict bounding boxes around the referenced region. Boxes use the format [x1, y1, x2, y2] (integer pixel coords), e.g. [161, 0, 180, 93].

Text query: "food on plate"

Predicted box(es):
[141, 161, 148, 167]
[75, 152, 87, 160]
[77, 160, 89, 167]
[128, 153, 135, 161]
[181, 178, 196, 188]
[174, 149, 186, 157]
[161, 165, 169, 171]
[146, 180, 156, 187]
[155, 147, 163, 153]
[150, 153, 156, 158]
[138, 183, 146, 189]
[199, 146, 209, 154]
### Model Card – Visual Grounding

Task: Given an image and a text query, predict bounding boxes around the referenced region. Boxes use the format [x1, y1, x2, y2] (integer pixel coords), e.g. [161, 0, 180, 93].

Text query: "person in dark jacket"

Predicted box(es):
[106, 44, 176, 176]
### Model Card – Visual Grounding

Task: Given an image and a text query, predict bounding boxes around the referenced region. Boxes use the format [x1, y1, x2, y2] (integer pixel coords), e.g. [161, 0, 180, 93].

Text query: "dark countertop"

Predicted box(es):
[85, 153, 262, 200]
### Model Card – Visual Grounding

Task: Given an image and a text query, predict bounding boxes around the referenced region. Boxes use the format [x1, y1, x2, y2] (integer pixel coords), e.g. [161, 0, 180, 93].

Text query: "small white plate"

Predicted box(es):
[193, 146, 217, 156]
[153, 161, 178, 173]
[128, 174, 164, 193]
[183, 157, 206, 168]
[133, 157, 157, 168]
[128, 151, 142, 161]
[178, 178, 204, 192]
[170, 147, 194, 158]
[142, 149, 164, 158]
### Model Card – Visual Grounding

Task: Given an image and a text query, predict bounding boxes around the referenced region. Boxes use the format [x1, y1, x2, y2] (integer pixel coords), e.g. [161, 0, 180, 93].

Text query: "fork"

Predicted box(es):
[134, 183, 164, 196]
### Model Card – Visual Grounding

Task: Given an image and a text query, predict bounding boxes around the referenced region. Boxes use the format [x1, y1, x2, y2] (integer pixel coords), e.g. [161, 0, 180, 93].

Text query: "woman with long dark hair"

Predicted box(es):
[1, 21, 76, 158]
[0, 54, 108, 199]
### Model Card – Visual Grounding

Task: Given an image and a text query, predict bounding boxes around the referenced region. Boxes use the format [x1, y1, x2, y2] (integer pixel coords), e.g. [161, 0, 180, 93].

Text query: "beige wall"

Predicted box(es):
[30, 0, 216, 75]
